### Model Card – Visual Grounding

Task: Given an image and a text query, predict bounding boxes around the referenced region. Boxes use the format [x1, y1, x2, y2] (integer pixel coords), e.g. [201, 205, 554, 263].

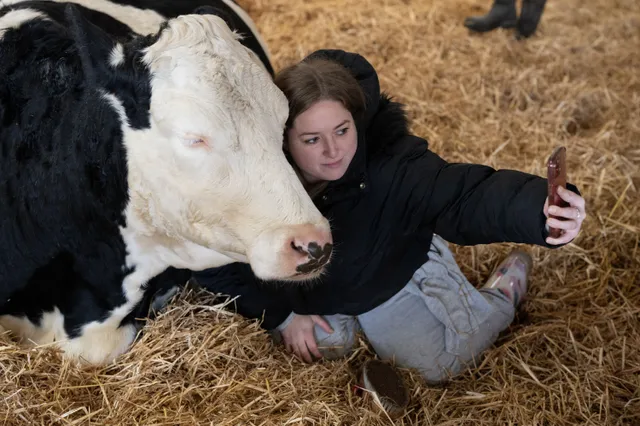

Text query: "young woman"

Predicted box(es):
[193, 49, 585, 384]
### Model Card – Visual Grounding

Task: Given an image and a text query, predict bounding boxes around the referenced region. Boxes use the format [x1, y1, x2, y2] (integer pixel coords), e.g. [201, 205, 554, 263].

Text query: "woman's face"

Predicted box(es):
[286, 99, 358, 184]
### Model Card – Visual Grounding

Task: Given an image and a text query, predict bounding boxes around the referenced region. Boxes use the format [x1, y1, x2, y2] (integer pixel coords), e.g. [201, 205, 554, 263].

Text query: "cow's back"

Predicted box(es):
[1, 0, 138, 38]
[1, 0, 273, 72]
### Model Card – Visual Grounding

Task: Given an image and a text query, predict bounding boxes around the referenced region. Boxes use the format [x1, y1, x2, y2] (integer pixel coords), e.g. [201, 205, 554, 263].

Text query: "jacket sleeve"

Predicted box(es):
[396, 137, 581, 248]
[191, 263, 293, 330]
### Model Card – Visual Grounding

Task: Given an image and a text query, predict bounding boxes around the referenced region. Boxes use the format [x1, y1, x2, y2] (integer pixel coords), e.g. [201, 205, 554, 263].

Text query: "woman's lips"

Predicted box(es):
[324, 159, 343, 168]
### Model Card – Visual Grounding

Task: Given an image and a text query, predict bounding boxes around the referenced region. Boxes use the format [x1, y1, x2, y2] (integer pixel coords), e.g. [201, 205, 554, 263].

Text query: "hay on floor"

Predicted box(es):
[2, 0, 639, 424]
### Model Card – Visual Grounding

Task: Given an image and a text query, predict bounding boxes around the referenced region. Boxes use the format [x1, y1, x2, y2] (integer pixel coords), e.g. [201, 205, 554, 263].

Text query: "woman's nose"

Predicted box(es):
[324, 138, 339, 158]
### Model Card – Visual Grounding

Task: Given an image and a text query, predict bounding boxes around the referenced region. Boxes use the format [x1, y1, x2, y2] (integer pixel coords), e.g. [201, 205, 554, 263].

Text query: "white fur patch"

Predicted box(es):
[0, 0, 31, 6]
[60, 0, 165, 35]
[109, 42, 124, 67]
[5, 0, 165, 35]
[0, 309, 65, 346]
[101, 90, 129, 126]
[0, 7, 46, 39]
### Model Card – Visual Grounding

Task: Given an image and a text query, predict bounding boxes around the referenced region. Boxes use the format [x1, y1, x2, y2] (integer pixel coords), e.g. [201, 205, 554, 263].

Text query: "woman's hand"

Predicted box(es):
[281, 314, 333, 363]
[543, 186, 586, 245]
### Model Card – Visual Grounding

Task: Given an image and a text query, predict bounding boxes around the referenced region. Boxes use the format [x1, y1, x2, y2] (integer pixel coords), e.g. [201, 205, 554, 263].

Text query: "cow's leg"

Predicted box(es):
[120, 267, 192, 341]
[0, 309, 139, 365]
[61, 321, 139, 365]
[0, 251, 147, 365]
[0, 253, 77, 349]
[149, 285, 180, 316]
[145, 267, 191, 318]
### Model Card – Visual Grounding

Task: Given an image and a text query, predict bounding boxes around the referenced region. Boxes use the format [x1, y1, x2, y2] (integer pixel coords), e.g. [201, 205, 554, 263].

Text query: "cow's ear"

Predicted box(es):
[64, 3, 114, 87]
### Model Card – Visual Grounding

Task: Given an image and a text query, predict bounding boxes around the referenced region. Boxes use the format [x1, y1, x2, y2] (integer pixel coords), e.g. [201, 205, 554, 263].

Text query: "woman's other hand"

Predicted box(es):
[281, 314, 333, 363]
[543, 186, 586, 245]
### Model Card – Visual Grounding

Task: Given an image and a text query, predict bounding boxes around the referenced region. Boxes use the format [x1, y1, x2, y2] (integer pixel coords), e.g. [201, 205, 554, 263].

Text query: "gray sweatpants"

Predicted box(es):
[275, 235, 515, 384]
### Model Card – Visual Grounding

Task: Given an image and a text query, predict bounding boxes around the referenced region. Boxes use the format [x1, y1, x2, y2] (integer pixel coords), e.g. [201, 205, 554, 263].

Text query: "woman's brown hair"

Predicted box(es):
[274, 57, 366, 198]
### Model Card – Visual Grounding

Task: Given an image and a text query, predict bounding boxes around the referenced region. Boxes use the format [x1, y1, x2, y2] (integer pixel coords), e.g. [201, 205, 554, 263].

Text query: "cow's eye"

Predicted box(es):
[183, 136, 207, 147]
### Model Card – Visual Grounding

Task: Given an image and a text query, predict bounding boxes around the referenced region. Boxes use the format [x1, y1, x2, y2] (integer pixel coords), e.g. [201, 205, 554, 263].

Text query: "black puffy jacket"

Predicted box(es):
[193, 49, 579, 330]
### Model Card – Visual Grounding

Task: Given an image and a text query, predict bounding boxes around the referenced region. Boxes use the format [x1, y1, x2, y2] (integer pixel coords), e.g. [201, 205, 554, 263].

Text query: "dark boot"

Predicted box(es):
[516, 0, 547, 39]
[464, 0, 517, 33]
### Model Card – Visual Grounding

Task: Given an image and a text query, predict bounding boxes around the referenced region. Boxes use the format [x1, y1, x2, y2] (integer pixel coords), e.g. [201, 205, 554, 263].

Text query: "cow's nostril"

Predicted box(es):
[291, 241, 307, 255]
[307, 242, 333, 260]
[307, 242, 322, 259]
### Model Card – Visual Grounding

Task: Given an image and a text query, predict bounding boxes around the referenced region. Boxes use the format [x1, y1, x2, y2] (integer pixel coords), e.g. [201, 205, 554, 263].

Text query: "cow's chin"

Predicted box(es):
[278, 268, 326, 283]
[247, 257, 328, 283]
[210, 245, 328, 282]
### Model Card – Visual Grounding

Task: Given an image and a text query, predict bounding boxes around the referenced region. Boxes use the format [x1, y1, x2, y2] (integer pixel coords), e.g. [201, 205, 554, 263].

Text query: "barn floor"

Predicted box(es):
[2, 0, 640, 424]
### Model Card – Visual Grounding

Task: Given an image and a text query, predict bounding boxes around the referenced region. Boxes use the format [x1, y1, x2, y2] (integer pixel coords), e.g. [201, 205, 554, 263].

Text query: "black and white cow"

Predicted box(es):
[0, 0, 333, 365]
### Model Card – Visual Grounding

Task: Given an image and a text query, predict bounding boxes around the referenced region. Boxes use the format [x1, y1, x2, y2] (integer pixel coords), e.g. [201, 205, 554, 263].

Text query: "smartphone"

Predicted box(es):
[547, 146, 569, 239]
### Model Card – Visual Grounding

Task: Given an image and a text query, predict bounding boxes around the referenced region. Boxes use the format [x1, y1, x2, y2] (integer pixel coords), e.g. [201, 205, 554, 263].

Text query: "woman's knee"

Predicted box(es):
[418, 348, 487, 385]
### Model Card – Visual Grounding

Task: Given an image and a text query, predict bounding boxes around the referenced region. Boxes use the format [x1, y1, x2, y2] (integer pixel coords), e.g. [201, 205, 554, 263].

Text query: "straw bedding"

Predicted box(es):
[1, 0, 639, 424]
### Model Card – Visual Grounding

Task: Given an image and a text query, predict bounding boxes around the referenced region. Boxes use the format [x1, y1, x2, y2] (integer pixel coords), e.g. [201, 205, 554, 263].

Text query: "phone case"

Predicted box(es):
[547, 146, 569, 239]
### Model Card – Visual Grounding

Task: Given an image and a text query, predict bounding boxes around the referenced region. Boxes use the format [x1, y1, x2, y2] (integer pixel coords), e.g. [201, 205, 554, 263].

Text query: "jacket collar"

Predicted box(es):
[317, 123, 370, 205]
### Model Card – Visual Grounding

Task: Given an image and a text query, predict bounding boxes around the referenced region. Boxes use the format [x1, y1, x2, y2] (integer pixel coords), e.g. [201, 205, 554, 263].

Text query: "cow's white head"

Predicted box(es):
[65, 5, 332, 281]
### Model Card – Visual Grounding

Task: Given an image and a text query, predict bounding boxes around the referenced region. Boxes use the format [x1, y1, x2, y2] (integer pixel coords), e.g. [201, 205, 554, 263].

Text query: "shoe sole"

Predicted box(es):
[362, 360, 409, 417]
[464, 20, 516, 32]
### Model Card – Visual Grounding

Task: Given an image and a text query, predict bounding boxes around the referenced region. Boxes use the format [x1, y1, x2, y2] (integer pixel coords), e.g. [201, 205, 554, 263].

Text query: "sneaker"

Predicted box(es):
[482, 250, 532, 307]
[360, 360, 409, 419]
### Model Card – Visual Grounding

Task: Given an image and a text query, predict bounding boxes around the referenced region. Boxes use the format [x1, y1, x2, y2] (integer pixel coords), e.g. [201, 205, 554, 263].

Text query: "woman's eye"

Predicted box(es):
[304, 137, 319, 144]
[336, 127, 349, 136]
